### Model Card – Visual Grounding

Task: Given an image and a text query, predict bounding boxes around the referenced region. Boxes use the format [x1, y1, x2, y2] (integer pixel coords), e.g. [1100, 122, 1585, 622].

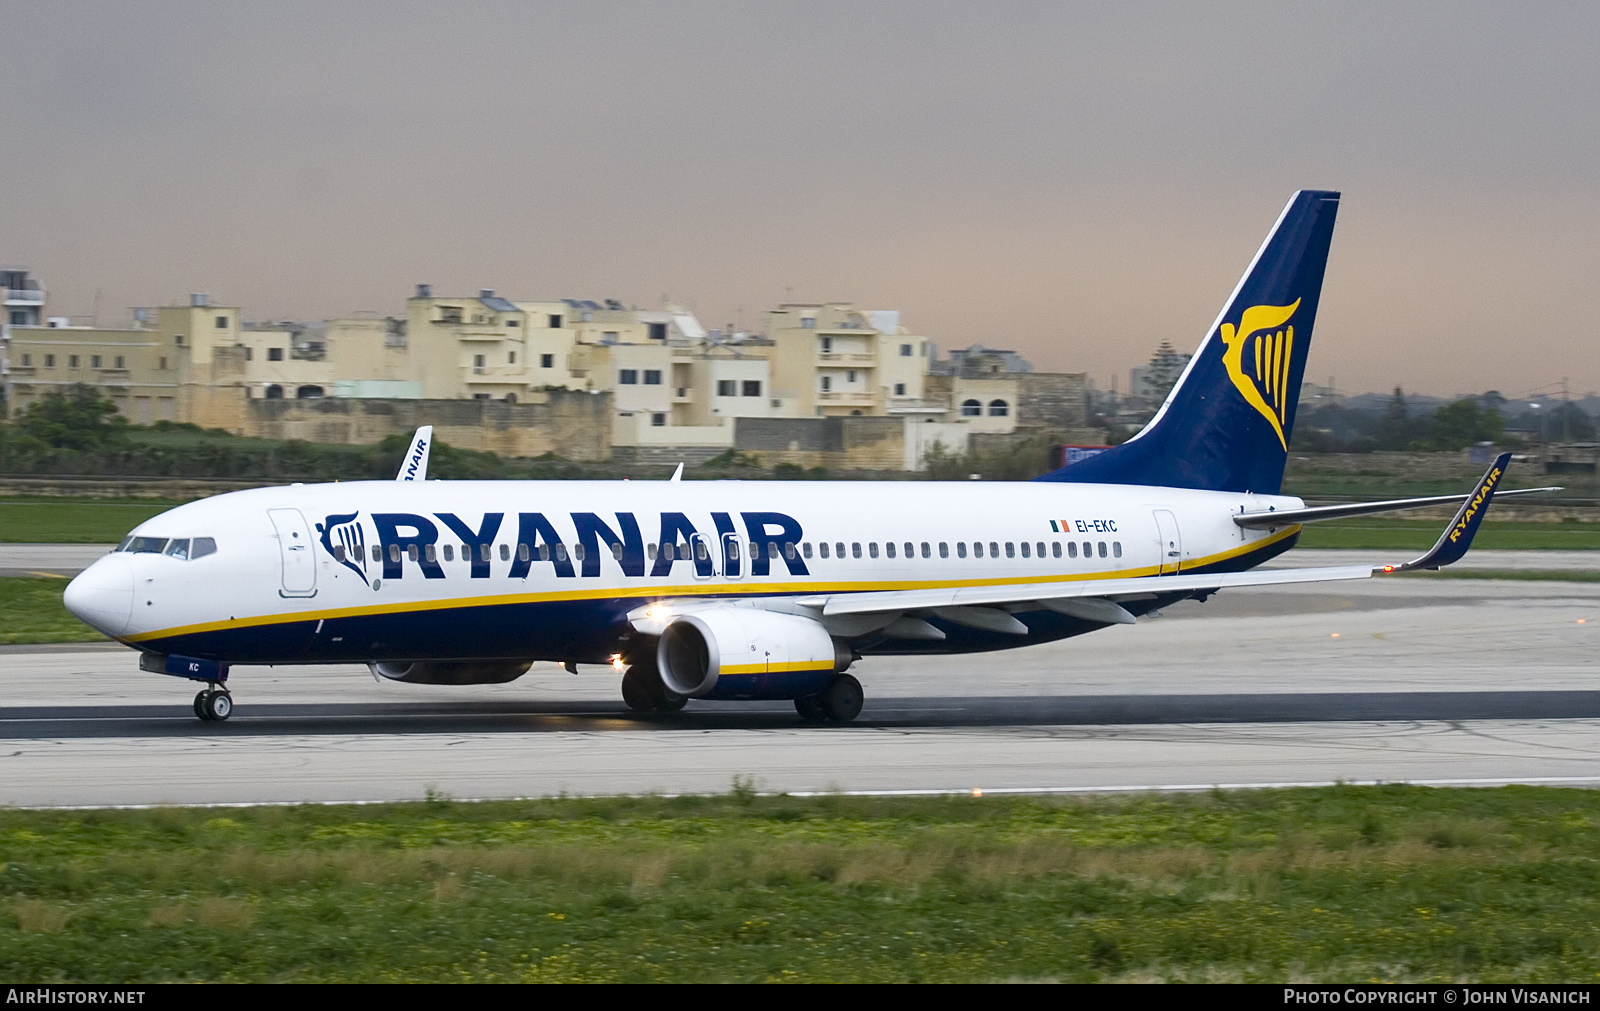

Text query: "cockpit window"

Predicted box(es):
[123, 536, 169, 554]
[116, 536, 133, 552]
[192, 537, 217, 559]
[164, 539, 191, 560]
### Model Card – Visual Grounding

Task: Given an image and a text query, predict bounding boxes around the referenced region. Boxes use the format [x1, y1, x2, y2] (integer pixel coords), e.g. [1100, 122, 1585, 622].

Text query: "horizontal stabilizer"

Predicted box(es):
[1236, 483, 1558, 528]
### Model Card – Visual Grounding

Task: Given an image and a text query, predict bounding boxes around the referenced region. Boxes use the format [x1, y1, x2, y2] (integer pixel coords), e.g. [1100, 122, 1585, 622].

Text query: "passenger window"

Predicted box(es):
[164, 538, 190, 560]
[1005, 542, 1015, 558]
[1098, 542, 1107, 558]
[372, 544, 382, 562]
[957, 542, 967, 558]
[192, 537, 216, 559]
[1052, 542, 1061, 558]
[1020, 542, 1030, 558]
[443, 544, 454, 561]
[611, 542, 624, 560]
[334, 545, 345, 561]
[836, 542, 845, 558]
[424, 544, 437, 563]
[973, 542, 984, 558]
[904, 542, 914, 559]
[784, 542, 797, 561]
[868, 542, 879, 558]
[920, 542, 931, 559]
[852, 543, 862, 559]
[1082, 541, 1092, 557]
[1068, 542, 1078, 558]
[1113, 541, 1122, 558]
[519, 543, 530, 562]
[573, 543, 587, 562]
[939, 542, 949, 558]
[819, 542, 830, 559]
[1037, 542, 1046, 557]
[802, 542, 813, 559]
[478, 544, 490, 562]
[989, 541, 999, 557]
[539, 544, 551, 561]
[886, 542, 897, 559]
[555, 544, 568, 562]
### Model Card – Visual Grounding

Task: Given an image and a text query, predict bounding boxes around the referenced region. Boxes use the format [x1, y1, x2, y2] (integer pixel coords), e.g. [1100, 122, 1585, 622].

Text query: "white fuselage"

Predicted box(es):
[65, 479, 1304, 665]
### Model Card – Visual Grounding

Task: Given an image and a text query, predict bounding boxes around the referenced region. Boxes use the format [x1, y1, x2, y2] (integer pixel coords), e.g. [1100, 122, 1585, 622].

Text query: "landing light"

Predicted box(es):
[610, 654, 625, 670]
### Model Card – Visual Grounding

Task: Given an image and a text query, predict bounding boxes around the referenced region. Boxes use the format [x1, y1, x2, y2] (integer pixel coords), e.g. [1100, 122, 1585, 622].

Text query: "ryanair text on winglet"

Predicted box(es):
[1448, 465, 1502, 544]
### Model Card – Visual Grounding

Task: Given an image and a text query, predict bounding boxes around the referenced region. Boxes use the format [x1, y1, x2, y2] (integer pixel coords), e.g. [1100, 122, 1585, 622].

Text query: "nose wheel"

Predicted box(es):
[193, 689, 233, 722]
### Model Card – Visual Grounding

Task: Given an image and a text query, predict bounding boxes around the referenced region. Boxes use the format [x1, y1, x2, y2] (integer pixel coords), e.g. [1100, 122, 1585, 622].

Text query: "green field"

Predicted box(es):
[0, 498, 184, 543]
[0, 577, 104, 644]
[6, 786, 1600, 982]
[1295, 518, 1600, 551]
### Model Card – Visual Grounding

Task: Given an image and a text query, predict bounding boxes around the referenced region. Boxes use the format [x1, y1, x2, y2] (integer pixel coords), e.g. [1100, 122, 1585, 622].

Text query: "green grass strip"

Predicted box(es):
[7, 786, 1600, 982]
[1296, 518, 1600, 551]
[0, 498, 186, 544]
[0, 577, 106, 644]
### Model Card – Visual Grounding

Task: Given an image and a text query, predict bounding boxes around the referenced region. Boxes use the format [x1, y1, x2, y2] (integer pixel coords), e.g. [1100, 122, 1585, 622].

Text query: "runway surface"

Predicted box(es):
[3, 578, 1598, 807]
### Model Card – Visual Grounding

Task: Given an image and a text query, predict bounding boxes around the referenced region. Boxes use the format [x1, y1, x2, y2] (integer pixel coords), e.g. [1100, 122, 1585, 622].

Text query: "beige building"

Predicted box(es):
[765, 303, 936, 418]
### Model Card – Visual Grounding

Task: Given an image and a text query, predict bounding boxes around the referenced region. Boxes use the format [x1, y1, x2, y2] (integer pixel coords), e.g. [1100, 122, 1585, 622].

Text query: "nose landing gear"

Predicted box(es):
[193, 689, 233, 722]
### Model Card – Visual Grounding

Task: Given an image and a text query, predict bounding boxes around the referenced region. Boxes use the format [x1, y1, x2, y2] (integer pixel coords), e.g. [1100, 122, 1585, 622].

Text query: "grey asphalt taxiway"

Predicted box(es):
[3, 570, 1598, 807]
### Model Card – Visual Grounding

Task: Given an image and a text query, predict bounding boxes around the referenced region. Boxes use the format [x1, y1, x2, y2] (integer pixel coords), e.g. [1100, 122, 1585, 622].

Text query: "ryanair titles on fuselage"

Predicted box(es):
[318, 510, 811, 584]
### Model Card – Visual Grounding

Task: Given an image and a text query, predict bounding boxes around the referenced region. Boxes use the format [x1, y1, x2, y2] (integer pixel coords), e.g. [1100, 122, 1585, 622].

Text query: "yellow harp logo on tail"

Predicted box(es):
[1220, 298, 1301, 450]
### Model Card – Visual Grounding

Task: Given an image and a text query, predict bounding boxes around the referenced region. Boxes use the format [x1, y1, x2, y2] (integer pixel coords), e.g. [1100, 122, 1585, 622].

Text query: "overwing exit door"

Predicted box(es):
[267, 508, 318, 597]
[1153, 509, 1182, 575]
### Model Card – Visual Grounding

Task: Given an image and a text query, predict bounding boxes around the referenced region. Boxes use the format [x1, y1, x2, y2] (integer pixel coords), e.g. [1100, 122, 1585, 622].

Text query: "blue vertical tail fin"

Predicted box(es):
[1039, 190, 1340, 494]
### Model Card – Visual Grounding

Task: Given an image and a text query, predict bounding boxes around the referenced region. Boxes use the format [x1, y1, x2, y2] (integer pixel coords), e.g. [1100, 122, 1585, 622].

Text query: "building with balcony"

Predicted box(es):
[765, 303, 935, 418]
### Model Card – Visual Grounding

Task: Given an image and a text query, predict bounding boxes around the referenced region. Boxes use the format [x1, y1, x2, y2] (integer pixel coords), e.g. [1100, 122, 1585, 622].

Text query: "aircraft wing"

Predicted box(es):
[801, 453, 1516, 622]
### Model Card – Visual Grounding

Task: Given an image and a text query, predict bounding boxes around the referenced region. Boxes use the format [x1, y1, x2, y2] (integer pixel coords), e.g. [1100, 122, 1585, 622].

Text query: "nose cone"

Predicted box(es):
[64, 554, 134, 637]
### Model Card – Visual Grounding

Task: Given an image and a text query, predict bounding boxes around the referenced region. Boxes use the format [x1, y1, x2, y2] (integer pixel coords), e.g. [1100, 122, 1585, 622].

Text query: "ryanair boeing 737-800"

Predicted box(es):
[62, 191, 1546, 723]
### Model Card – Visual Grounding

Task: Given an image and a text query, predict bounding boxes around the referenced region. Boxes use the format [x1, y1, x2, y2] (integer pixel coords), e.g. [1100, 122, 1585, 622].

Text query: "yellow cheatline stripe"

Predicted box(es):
[720, 660, 835, 675]
[125, 526, 1301, 644]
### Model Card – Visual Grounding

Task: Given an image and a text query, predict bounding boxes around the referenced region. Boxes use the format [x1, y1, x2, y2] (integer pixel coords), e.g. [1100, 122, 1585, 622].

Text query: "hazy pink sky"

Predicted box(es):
[3, 2, 1596, 398]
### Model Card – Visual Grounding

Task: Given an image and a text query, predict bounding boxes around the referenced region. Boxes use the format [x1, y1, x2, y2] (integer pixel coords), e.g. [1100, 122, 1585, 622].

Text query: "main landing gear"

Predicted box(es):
[794, 674, 863, 723]
[621, 661, 686, 714]
[193, 688, 233, 722]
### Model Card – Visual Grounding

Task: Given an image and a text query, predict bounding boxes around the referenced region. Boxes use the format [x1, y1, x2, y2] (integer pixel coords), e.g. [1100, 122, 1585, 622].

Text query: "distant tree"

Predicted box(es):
[16, 384, 127, 450]
[1428, 398, 1504, 451]
[1376, 387, 1414, 450]
[1141, 340, 1188, 404]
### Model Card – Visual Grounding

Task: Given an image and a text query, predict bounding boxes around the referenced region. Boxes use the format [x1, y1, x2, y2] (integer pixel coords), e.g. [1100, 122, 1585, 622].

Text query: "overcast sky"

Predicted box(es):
[2, 1, 1596, 397]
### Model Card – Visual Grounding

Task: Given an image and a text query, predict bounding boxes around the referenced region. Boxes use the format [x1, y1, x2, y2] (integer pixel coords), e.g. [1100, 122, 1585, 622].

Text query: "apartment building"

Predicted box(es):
[765, 303, 936, 418]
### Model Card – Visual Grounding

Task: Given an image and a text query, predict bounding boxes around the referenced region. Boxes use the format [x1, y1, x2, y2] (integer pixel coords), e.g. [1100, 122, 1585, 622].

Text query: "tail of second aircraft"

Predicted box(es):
[1039, 189, 1341, 494]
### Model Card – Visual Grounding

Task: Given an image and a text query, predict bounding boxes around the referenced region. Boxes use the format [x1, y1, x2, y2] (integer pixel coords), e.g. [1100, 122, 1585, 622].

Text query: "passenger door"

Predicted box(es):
[268, 508, 318, 597]
[1153, 509, 1182, 575]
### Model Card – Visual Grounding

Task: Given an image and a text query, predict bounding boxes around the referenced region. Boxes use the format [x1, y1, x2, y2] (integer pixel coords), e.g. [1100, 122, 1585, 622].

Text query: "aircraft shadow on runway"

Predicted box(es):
[8, 691, 1600, 739]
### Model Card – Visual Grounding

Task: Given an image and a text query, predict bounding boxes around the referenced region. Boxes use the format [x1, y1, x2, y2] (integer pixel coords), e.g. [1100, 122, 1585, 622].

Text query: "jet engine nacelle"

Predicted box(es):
[657, 608, 850, 700]
[369, 660, 533, 685]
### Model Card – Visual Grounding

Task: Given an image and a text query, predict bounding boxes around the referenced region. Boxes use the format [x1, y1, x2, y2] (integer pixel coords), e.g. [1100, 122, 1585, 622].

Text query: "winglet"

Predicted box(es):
[670, 462, 684, 483]
[1380, 452, 1510, 573]
[396, 426, 432, 482]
